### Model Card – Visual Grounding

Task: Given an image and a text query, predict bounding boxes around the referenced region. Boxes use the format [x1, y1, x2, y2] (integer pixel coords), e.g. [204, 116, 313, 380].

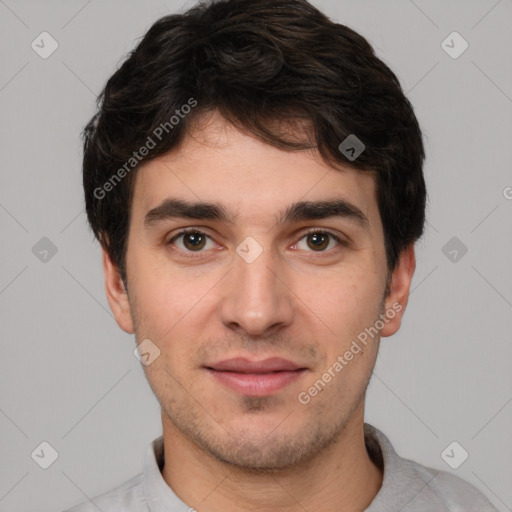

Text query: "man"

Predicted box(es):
[64, 0, 498, 510]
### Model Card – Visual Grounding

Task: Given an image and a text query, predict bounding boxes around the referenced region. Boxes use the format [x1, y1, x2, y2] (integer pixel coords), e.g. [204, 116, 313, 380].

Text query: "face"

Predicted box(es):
[103, 111, 415, 472]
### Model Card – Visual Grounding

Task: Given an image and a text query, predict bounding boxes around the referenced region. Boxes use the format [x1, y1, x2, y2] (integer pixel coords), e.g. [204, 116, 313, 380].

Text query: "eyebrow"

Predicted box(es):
[144, 197, 369, 229]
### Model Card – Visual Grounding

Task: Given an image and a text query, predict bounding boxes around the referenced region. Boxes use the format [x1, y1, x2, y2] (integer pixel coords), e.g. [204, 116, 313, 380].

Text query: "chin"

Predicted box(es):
[205, 435, 309, 473]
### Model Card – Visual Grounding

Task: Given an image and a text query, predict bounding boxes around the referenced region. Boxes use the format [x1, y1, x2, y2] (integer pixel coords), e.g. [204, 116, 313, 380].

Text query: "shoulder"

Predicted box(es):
[364, 424, 499, 511]
[403, 457, 498, 511]
[60, 472, 146, 512]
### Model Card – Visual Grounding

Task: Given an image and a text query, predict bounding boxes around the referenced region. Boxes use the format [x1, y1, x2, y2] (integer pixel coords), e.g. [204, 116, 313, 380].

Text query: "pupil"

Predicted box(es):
[309, 233, 327, 250]
[185, 233, 204, 249]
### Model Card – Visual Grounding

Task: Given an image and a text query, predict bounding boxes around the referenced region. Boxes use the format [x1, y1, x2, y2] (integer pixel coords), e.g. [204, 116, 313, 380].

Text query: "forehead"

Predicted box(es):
[132, 112, 379, 228]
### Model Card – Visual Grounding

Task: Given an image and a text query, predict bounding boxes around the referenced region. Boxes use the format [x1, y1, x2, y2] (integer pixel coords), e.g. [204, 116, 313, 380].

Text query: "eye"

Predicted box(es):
[168, 229, 216, 252]
[294, 229, 344, 252]
[166, 228, 346, 257]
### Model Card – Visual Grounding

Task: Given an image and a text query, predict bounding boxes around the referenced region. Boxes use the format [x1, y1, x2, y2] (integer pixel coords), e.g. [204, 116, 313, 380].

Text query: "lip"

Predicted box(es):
[207, 357, 305, 373]
[205, 357, 308, 397]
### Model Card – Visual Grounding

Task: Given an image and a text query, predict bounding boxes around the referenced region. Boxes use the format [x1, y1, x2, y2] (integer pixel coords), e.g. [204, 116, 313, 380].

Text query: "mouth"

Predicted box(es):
[204, 357, 308, 397]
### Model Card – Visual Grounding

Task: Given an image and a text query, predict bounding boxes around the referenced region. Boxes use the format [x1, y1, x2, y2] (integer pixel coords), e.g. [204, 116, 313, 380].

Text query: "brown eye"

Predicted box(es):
[168, 230, 214, 252]
[295, 230, 342, 253]
[306, 232, 330, 251]
[182, 232, 206, 251]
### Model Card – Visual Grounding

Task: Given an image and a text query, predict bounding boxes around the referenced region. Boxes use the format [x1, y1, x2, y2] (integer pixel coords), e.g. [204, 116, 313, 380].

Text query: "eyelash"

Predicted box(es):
[166, 227, 347, 258]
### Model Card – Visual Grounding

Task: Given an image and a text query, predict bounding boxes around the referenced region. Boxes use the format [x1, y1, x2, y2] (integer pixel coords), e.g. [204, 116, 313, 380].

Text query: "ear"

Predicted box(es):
[380, 244, 416, 338]
[102, 247, 135, 334]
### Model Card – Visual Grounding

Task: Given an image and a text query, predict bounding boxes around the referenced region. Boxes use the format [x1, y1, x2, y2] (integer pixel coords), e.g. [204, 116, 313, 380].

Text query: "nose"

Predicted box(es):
[219, 242, 294, 337]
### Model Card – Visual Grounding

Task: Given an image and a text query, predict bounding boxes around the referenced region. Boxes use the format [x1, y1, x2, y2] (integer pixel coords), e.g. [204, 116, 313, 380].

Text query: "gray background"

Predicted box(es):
[0, 0, 511, 511]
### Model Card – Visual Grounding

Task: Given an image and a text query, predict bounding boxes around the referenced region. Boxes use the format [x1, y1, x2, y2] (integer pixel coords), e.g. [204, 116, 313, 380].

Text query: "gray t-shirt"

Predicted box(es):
[62, 423, 498, 511]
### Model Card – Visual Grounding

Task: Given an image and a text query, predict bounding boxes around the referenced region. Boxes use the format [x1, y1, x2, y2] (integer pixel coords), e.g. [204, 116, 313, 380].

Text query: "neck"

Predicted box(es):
[161, 405, 383, 512]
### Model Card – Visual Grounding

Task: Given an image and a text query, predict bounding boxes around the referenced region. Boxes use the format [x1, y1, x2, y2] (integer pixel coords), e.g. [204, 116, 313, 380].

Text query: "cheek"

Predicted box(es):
[296, 266, 383, 339]
[131, 245, 200, 309]
[128, 262, 208, 354]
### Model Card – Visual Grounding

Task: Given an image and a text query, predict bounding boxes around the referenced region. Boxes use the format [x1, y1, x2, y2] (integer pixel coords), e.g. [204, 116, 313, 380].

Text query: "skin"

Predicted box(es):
[103, 111, 416, 512]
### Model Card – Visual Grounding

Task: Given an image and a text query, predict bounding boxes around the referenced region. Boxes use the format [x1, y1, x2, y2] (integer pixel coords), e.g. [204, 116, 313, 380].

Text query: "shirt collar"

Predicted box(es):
[143, 435, 192, 512]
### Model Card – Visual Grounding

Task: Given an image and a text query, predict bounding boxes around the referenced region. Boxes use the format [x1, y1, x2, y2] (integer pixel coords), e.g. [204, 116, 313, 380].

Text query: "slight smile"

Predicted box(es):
[205, 357, 309, 397]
